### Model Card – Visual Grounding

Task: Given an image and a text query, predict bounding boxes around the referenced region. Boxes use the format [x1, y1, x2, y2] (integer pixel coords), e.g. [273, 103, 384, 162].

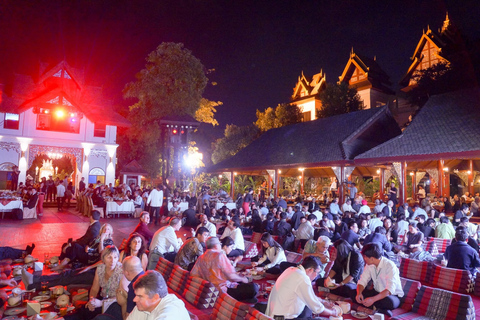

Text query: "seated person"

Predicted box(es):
[56, 223, 114, 270]
[395, 223, 424, 254]
[251, 209, 263, 233]
[119, 233, 148, 271]
[364, 226, 393, 254]
[357, 218, 371, 240]
[445, 227, 480, 275]
[220, 218, 245, 259]
[182, 204, 199, 228]
[381, 200, 395, 218]
[340, 221, 362, 249]
[221, 237, 243, 267]
[373, 199, 386, 214]
[131, 212, 154, 245]
[262, 212, 275, 234]
[333, 215, 348, 237]
[274, 211, 292, 237]
[148, 218, 182, 269]
[174, 227, 209, 271]
[295, 215, 316, 241]
[127, 270, 190, 320]
[435, 216, 455, 239]
[416, 216, 435, 238]
[369, 212, 385, 233]
[319, 239, 364, 298]
[395, 213, 409, 237]
[358, 200, 371, 215]
[133, 190, 143, 209]
[350, 243, 404, 316]
[342, 198, 354, 214]
[411, 204, 427, 220]
[59, 211, 101, 257]
[191, 237, 258, 303]
[397, 202, 413, 219]
[169, 200, 182, 217]
[314, 219, 334, 240]
[266, 256, 341, 319]
[251, 233, 287, 274]
[383, 217, 398, 244]
[195, 213, 217, 236]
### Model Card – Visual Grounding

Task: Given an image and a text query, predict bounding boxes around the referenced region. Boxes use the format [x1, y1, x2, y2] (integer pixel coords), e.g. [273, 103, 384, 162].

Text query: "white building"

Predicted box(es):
[0, 61, 129, 190]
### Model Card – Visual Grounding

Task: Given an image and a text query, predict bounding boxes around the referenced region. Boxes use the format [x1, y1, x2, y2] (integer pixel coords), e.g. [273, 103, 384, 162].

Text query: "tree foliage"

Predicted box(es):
[317, 82, 363, 118]
[255, 103, 303, 132]
[118, 43, 220, 178]
[211, 124, 259, 164]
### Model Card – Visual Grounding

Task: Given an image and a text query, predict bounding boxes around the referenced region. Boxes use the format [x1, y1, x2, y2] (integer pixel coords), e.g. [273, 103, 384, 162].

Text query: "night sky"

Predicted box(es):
[1, 0, 479, 138]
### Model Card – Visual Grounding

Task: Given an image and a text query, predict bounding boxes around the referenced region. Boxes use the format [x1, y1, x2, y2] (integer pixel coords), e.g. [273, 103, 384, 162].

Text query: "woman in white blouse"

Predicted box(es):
[251, 233, 287, 274]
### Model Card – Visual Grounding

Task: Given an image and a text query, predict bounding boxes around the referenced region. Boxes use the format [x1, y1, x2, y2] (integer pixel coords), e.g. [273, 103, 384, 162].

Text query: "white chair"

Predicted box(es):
[23, 198, 38, 219]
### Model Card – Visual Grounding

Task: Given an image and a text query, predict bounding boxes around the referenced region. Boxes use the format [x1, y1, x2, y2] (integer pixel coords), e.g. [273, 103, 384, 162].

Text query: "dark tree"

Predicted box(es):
[317, 82, 363, 118]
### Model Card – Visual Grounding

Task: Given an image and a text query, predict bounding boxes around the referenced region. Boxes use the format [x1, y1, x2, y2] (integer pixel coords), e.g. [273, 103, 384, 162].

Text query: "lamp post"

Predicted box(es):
[184, 151, 203, 193]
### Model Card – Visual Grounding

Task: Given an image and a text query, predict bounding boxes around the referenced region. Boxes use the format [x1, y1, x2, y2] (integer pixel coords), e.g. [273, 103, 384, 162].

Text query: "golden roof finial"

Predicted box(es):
[442, 11, 451, 32]
[374, 55, 376, 61]
[350, 47, 354, 57]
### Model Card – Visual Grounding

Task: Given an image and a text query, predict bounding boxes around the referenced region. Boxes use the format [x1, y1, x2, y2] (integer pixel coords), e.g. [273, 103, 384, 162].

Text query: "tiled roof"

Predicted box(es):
[120, 160, 148, 175]
[356, 88, 480, 161]
[208, 105, 401, 172]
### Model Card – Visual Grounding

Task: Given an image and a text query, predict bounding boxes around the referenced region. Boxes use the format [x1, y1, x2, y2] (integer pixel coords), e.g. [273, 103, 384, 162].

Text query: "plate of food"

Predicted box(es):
[6, 296, 22, 308]
[351, 310, 369, 319]
[41, 301, 53, 308]
[33, 295, 50, 302]
[4, 307, 27, 316]
[252, 275, 264, 280]
[29, 311, 58, 320]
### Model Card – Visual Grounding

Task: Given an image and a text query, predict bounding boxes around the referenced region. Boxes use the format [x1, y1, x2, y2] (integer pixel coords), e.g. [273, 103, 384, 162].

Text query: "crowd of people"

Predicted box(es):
[4, 178, 480, 319]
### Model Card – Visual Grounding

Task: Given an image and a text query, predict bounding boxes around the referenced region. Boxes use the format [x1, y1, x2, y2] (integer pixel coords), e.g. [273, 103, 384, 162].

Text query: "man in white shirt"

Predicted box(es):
[147, 218, 182, 270]
[220, 218, 245, 258]
[310, 205, 323, 221]
[195, 214, 217, 236]
[285, 206, 294, 220]
[329, 198, 342, 215]
[295, 215, 316, 240]
[127, 270, 189, 320]
[358, 199, 371, 215]
[56, 180, 66, 212]
[342, 198, 354, 213]
[369, 212, 385, 232]
[351, 243, 404, 317]
[147, 185, 164, 226]
[266, 256, 340, 319]
[410, 204, 427, 220]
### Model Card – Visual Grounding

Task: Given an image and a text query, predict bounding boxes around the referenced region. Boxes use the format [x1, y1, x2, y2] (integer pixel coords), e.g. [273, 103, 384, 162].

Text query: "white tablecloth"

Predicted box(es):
[0, 200, 23, 211]
[106, 201, 135, 216]
[167, 202, 188, 213]
[216, 202, 236, 210]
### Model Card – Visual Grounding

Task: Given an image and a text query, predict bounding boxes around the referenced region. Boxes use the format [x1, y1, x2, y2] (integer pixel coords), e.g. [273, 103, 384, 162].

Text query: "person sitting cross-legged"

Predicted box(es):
[266, 256, 341, 319]
[444, 226, 480, 276]
[174, 226, 209, 271]
[349, 243, 404, 317]
[191, 237, 258, 303]
[251, 233, 287, 274]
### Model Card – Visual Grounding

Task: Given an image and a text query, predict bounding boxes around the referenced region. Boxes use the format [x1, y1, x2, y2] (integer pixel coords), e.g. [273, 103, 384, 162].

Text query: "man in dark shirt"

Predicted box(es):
[445, 227, 480, 275]
[182, 204, 199, 228]
[274, 212, 292, 237]
[364, 226, 392, 253]
[333, 215, 348, 236]
[395, 223, 424, 254]
[352, 198, 361, 214]
[79, 177, 86, 193]
[452, 224, 480, 252]
[26, 187, 38, 209]
[453, 204, 469, 226]
[397, 202, 414, 219]
[341, 221, 361, 249]
[277, 197, 287, 210]
[415, 215, 427, 234]
[388, 182, 398, 205]
[290, 204, 304, 230]
[132, 211, 154, 244]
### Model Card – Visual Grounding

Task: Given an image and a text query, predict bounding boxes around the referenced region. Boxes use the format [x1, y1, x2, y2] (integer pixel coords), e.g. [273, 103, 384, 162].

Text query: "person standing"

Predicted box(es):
[388, 182, 398, 206]
[243, 188, 254, 215]
[57, 180, 66, 212]
[11, 165, 20, 191]
[79, 177, 86, 193]
[147, 184, 164, 226]
[46, 175, 55, 202]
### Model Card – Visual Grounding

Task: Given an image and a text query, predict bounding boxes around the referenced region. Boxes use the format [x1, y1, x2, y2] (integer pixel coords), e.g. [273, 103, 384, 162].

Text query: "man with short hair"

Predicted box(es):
[410, 204, 427, 220]
[277, 197, 287, 210]
[373, 199, 386, 214]
[445, 227, 480, 276]
[79, 177, 86, 193]
[25, 187, 38, 209]
[174, 227, 209, 271]
[220, 218, 245, 258]
[274, 212, 292, 237]
[132, 212, 154, 245]
[396, 223, 424, 254]
[266, 256, 341, 319]
[329, 198, 342, 215]
[369, 212, 385, 233]
[195, 214, 216, 236]
[342, 198, 354, 213]
[381, 200, 395, 218]
[397, 202, 413, 219]
[310, 204, 323, 221]
[364, 226, 392, 253]
[290, 204, 305, 230]
[396, 214, 409, 236]
[295, 214, 316, 240]
[147, 184, 164, 226]
[454, 204, 470, 226]
[352, 198, 361, 213]
[350, 243, 404, 316]
[56, 180, 65, 212]
[191, 237, 258, 303]
[285, 205, 294, 220]
[341, 221, 362, 249]
[127, 270, 189, 320]
[388, 182, 398, 205]
[435, 216, 455, 239]
[348, 183, 358, 201]
[148, 218, 182, 269]
[333, 215, 347, 236]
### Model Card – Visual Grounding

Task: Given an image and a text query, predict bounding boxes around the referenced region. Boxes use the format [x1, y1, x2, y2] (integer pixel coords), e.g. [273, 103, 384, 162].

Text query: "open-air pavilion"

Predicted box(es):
[208, 88, 480, 206]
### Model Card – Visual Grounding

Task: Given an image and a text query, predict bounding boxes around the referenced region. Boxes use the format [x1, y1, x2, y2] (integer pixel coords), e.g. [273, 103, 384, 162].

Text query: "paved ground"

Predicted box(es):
[0, 205, 154, 260]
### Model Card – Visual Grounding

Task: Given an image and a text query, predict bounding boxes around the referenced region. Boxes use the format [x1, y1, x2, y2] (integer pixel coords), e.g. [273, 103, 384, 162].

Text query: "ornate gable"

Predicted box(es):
[291, 70, 326, 100]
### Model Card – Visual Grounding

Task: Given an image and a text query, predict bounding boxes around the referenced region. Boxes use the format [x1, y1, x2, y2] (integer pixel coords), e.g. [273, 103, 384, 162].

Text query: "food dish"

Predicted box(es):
[266, 280, 275, 284]
[32, 295, 50, 302]
[351, 311, 369, 319]
[4, 307, 27, 316]
[6, 300, 22, 308]
[41, 301, 53, 308]
[252, 275, 264, 280]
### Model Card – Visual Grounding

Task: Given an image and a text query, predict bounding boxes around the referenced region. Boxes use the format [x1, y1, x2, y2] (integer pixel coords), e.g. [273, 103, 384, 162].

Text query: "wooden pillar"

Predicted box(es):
[412, 170, 417, 199]
[437, 160, 444, 198]
[230, 171, 235, 198]
[468, 160, 474, 195]
[444, 171, 450, 198]
[400, 162, 408, 205]
[274, 169, 279, 199]
[379, 168, 385, 200]
[267, 173, 272, 196]
[300, 170, 305, 195]
[339, 166, 345, 205]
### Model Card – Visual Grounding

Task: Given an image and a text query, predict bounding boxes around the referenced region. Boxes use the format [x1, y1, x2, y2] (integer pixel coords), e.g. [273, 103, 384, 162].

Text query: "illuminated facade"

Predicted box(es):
[290, 70, 326, 121]
[0, 61, 129, 189]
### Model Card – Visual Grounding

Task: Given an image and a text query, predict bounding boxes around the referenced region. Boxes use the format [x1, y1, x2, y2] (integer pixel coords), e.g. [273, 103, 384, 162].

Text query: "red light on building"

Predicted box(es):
[172, 129, 178, 135]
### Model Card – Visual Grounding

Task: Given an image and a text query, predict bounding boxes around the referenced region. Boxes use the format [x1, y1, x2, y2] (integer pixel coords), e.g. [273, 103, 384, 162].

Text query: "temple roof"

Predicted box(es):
[207, 105, 401, 173]
[120, 160, 148, 175]
[355, 88, 480, 163]
[0, 60, 130, 127]
[339, 49, 394, 95]
[291, 70, 326, 101]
